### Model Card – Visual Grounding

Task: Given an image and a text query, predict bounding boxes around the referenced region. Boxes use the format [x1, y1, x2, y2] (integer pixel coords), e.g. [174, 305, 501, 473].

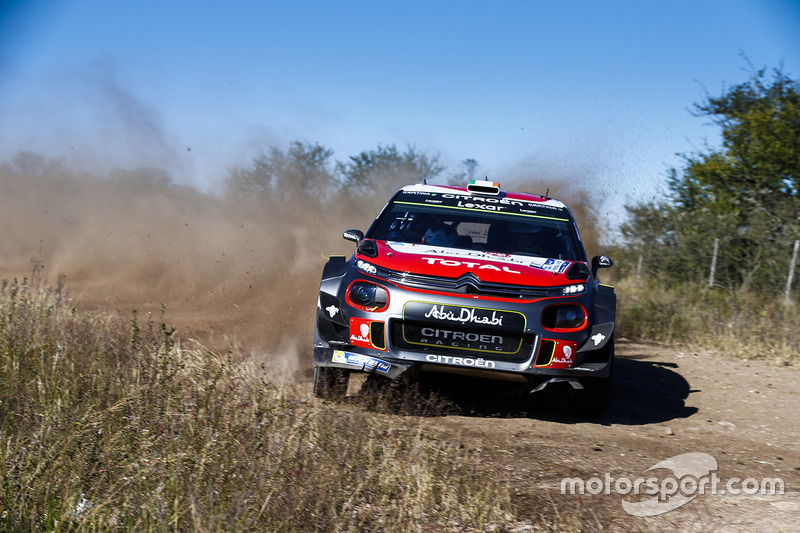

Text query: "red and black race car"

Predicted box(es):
[312, 180, 615, 416]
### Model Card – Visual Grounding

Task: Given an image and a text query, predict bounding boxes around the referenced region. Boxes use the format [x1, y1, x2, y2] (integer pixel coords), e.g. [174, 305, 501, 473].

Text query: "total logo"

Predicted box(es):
[422, 257, 521, 274]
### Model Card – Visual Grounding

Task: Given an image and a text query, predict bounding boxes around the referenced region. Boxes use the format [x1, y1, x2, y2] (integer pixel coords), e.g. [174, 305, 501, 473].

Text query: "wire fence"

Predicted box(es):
[631, 239, 800, 303]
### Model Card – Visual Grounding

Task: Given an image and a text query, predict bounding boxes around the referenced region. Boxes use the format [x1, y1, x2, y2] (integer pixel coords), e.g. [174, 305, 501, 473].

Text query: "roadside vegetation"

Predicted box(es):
[0, 274, 527, 531]
[612, 277, 800, 363]
[611, 66, 800, 363]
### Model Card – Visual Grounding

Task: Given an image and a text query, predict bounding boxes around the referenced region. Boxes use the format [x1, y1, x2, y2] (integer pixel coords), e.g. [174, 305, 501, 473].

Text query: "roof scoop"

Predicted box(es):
[467, 179, 501, 196]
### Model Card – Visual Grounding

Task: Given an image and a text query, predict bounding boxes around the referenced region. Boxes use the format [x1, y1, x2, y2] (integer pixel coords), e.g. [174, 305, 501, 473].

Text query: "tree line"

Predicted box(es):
[4, 64, 797, 297]
[617, 66, 800, 297]
[224, 143, 452, 207]
[2, 143, 480, 216]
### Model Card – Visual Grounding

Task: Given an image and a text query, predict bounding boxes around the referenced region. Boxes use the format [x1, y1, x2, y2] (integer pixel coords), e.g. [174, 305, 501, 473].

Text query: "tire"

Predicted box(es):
[567, 376, 611, 418]
[568, 336, 614, 418]
[313, 366, 349, 400]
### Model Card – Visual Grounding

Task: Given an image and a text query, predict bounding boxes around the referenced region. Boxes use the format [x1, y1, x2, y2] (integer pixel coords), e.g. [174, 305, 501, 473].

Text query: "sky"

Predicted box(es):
[1, 0, 799, 219]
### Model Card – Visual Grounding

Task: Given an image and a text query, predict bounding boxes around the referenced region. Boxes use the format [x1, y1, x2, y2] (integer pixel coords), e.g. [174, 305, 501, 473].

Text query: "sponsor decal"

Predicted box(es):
[425, 305, 504, 326]
[350, 322, 370, 345]
[387, 242, 528, 264]
[394, 193, 569, 220]
[521, 203, 562, 212]
[331, 350, 391, 373]
[441, 193, 525, 207]
[537, 258, 570, 274]
[404, 302, 526, 331]
[349, 317, 384, 350]
[420, 327, 505, 351]
[537, 339, 577, 368]
[325, 304, 339, 318]
[399, 322, 524, 355]
[385, 242, 572, 275]
[549, 341, 576, 368]
[455, 201, 508, 211]
[422, 256, 521, 273]
[591, 333, 606, 346]
[425, 354, 497, 368]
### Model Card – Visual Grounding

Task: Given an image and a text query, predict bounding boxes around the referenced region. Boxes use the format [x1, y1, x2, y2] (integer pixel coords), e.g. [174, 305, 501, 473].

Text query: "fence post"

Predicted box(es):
[636, 252, 643, 283]
[709, 238, 719, 289]
[785, 240, 800, 304]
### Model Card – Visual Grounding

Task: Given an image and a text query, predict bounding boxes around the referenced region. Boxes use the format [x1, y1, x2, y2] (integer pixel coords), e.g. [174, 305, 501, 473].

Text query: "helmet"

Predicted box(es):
[423, 225, 458, 246]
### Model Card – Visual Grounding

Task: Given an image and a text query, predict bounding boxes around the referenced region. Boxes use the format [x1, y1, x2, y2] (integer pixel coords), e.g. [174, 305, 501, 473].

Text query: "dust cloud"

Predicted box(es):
[0, 163, 373, 371]
[0, 158, 606, 372]
[505, 172, 606, 258]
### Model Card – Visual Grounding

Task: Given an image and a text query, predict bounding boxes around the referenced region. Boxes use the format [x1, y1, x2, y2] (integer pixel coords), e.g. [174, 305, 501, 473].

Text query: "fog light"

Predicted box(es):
[542, 304, 587, 331]
[347, 281, 389, 311]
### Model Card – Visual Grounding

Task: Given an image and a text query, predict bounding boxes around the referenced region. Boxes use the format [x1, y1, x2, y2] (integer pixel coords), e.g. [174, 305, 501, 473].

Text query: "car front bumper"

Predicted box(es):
[314, 265, 615, 389]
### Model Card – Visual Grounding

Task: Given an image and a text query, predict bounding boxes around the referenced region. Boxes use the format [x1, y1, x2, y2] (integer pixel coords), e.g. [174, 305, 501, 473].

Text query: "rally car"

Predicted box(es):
[312, 179, 615, 416]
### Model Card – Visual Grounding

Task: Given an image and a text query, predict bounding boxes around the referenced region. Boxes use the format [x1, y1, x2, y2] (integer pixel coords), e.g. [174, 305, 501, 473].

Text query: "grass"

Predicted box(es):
[0, 275, 521, 532]
[12, 268, 790, 530]
[615, 276, 800, 364]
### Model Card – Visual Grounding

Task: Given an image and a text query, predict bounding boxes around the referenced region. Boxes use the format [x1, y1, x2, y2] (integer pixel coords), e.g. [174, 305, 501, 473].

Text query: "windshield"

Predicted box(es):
[368, 193, 585, 262]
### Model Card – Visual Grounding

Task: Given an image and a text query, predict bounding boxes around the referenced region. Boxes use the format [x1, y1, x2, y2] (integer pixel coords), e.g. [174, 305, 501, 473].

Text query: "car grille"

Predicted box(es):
[390, 320, 535, 363]
[383, 271, 560, 299]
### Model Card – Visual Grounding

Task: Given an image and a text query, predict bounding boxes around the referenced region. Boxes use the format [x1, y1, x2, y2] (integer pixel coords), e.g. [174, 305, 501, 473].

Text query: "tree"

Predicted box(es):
[336, 144, 444, 199]
[225, 141, 335, 204]
[447, 158, 481, 185]
[621, 67, 800, 292]
[0, 151, 66, 178]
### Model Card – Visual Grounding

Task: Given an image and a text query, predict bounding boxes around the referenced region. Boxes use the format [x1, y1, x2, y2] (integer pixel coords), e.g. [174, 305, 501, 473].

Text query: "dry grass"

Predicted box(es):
[616, 277, 800, 364]
[0, 275, 525, 532]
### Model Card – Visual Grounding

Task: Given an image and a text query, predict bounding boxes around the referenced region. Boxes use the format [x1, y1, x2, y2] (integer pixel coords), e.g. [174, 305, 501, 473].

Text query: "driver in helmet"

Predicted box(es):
[422, 222, 458, 247]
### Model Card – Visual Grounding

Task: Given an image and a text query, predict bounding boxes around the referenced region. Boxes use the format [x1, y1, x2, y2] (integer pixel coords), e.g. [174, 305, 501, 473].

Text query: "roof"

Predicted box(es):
[400, 182, 569, 210]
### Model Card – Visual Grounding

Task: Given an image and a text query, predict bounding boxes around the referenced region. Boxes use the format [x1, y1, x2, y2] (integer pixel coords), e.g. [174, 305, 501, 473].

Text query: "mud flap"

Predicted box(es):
[577, 322, 614, 353]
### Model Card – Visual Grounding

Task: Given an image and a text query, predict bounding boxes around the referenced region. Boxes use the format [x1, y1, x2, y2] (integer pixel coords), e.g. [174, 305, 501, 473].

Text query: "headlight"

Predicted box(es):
[346, 281, 389, 311]
[542, 304, 587, 331]
[562, 283, 586, 295]
[356, 260, 378, 276]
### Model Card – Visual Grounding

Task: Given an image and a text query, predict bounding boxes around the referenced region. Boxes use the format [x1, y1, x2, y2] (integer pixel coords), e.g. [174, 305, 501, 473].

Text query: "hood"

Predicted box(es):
[361, 241, 579, 287]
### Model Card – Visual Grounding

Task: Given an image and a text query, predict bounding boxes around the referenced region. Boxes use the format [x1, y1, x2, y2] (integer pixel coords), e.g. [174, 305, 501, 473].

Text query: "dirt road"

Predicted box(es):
[21, 275, 800, 531]
[372, 340, 800, 532]
[44, 276, 800, 531]
[11, 268, 800, 531]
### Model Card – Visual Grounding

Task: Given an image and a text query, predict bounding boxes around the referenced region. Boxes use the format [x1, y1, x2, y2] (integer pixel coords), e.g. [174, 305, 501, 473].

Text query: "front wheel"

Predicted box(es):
[313, 366, 350, 400]
[567, 377, 611, 418]
[568, 337, 614, 418]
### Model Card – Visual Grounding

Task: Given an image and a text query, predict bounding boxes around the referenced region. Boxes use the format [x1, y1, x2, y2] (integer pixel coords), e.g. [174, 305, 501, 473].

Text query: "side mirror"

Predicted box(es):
[591, 255, 613, 278]
[342, 229, 364, 243]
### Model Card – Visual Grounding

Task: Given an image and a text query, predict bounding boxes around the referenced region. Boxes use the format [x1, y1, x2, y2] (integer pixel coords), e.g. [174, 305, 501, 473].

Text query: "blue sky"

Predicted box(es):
[1, 0, 799, 216]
